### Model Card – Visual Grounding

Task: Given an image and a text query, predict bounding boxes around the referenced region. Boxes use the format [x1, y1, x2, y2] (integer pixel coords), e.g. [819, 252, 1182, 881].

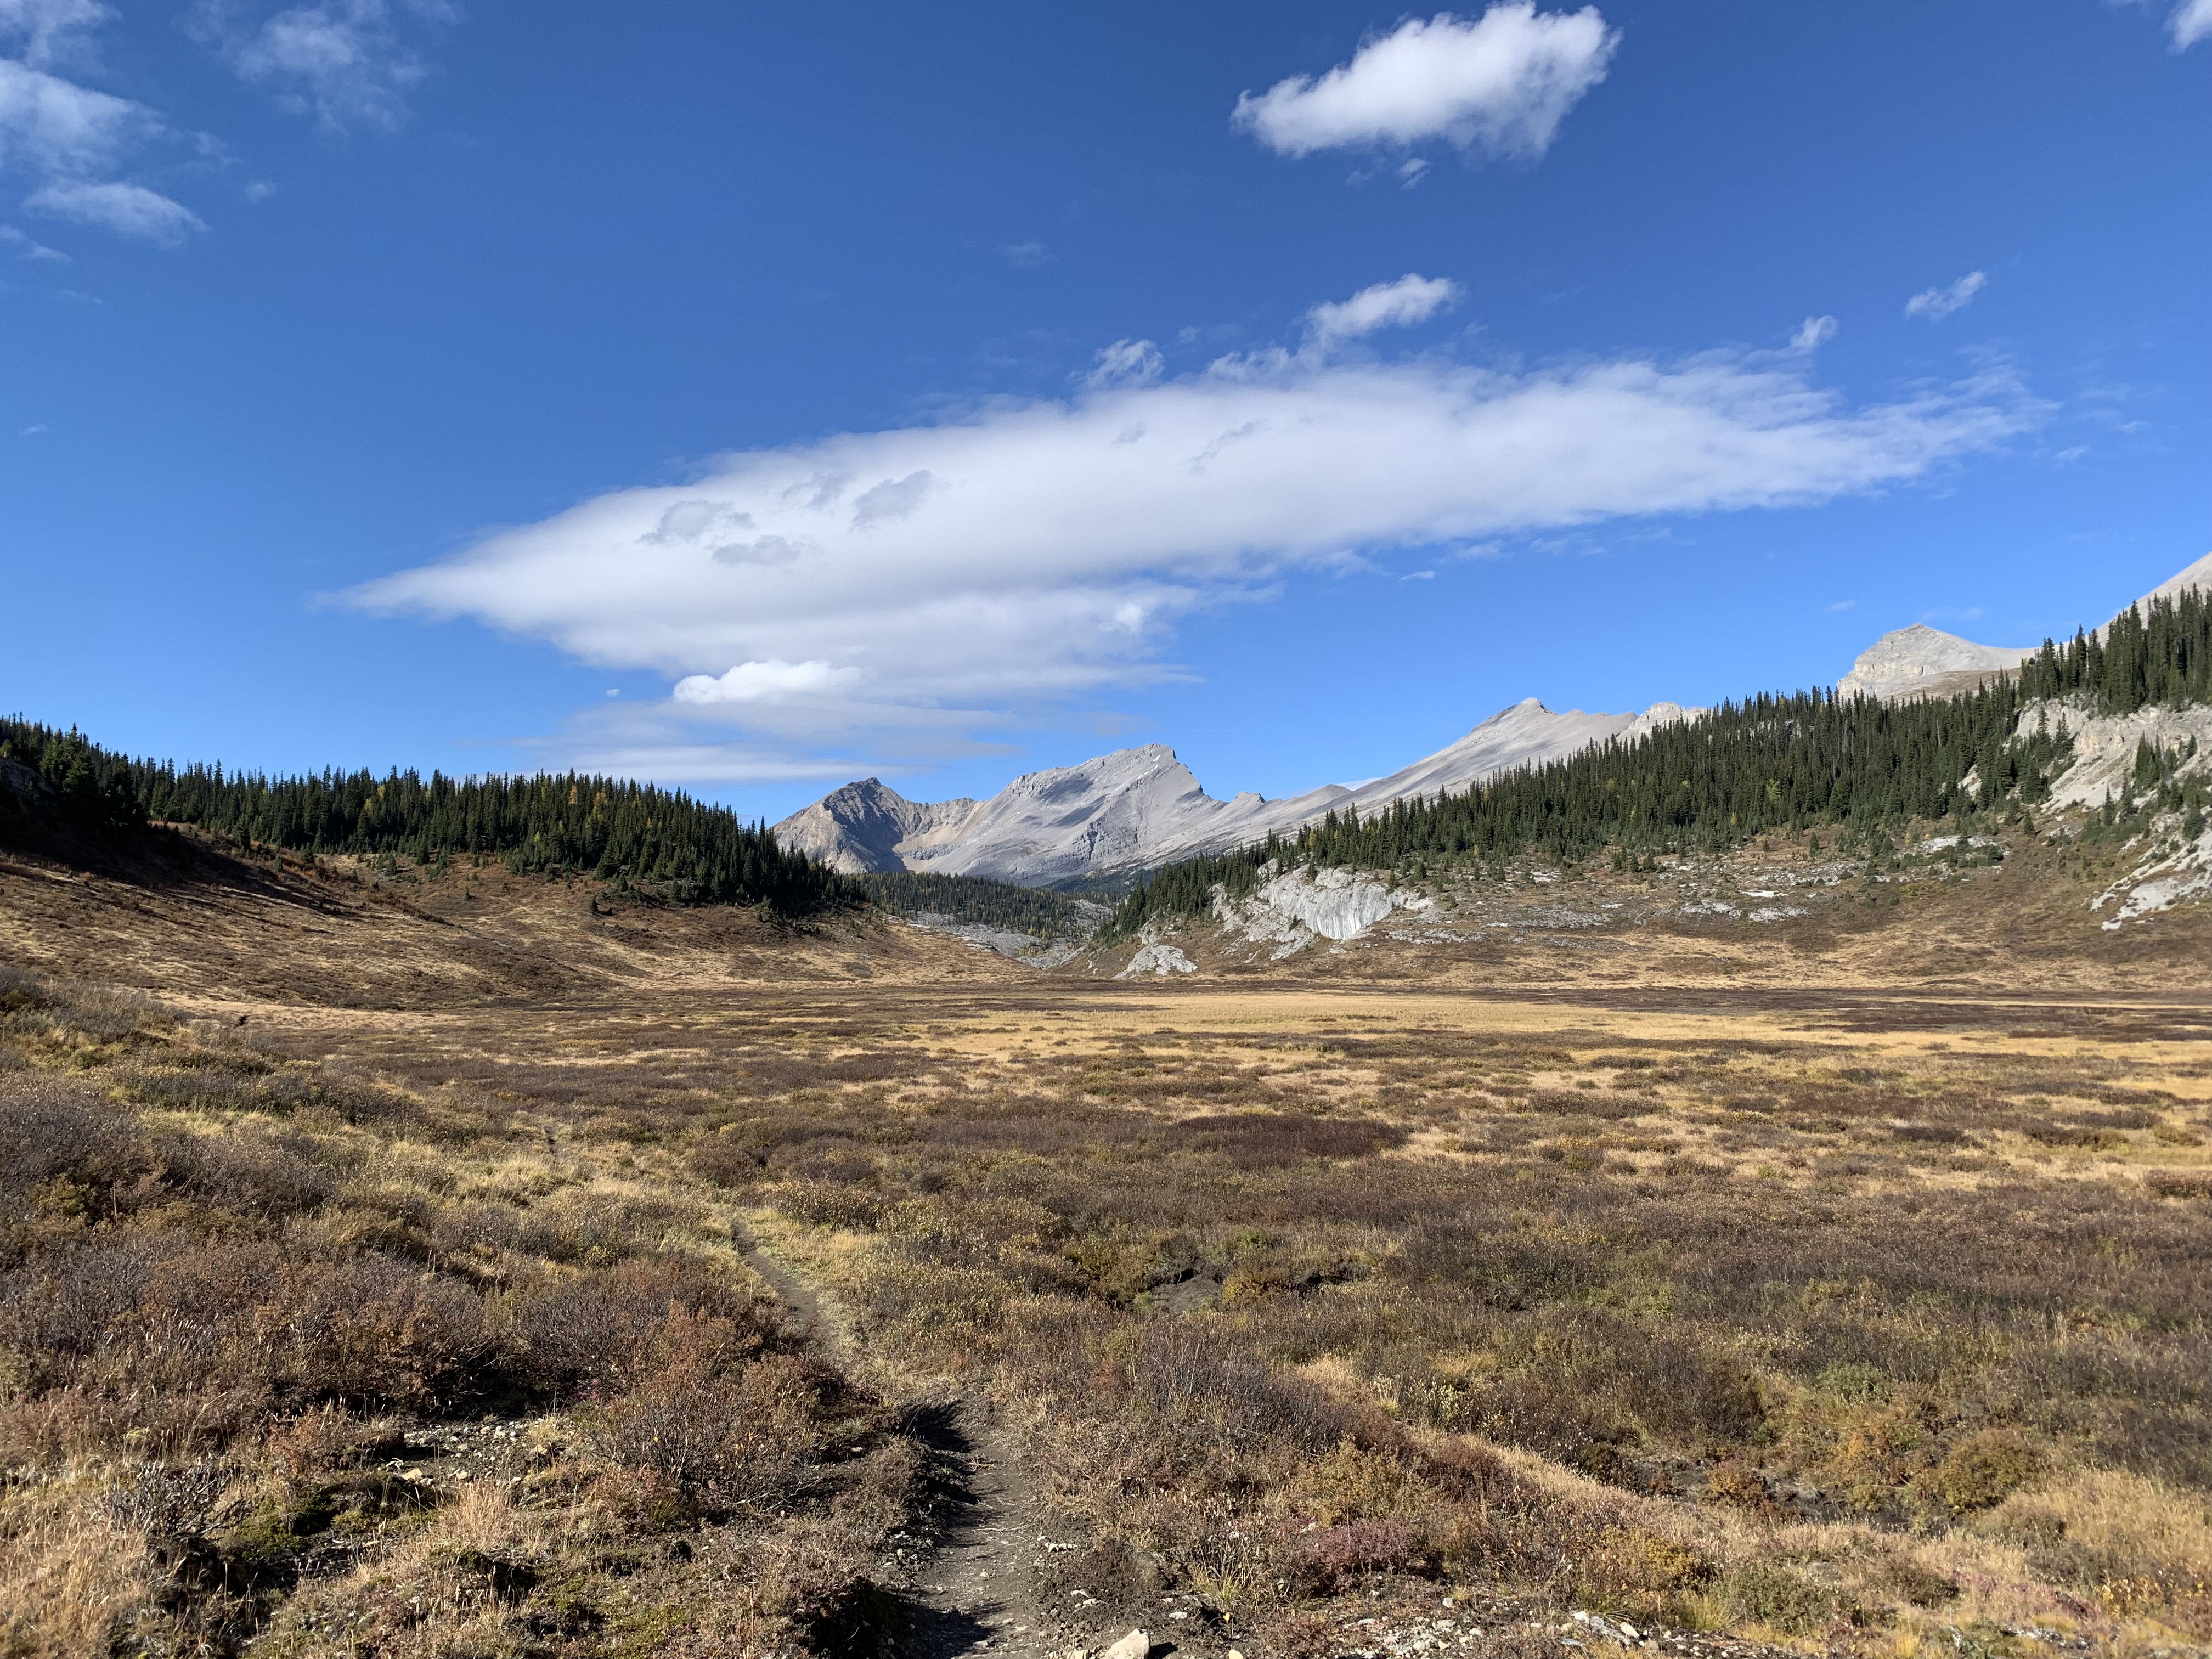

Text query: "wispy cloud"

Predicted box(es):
[27, 177, 201, 242]
[0, 221, 66, 258]
[1905, 270, 1987, 321]
[1234, 4, 1618, 163]
[1001, 238, 1050, 268]
[0, 52, 202, 244]
[191, 0, 457, 132]
[1305, 273, 1463, 348]
[1791, 315, 1838, 352]
[2119, 0, 2212, 49]
[1086, 338, 1163, 390]
[0, 0, 110, 69]
[0, 56, 150, 176]
[351, 280, 2041, 774]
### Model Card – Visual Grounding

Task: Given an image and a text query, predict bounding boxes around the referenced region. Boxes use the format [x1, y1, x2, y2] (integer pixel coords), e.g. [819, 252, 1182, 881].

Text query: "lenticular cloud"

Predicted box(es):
[351, 332, 2036, 731]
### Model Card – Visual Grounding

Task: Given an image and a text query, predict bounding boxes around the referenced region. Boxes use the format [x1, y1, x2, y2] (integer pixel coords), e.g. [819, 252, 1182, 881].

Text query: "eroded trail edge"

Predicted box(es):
[742, 1235, 1099, 1659]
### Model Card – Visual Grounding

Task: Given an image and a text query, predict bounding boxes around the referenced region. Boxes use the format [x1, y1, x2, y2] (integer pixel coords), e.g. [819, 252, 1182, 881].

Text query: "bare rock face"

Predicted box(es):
[2025, 700, 2212, 814]
[1217, 864, 1431, 950]
[1116, 944, 1195, 979]
[1837, 624, 2037, 703]
[2138, 549, 2212, 610]
[767, 778, 981, 874]
[771, 699, 1696, 889]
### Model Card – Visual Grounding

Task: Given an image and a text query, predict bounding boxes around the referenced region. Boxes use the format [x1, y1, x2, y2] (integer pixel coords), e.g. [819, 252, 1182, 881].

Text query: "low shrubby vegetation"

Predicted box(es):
[651, 1004, 2212, 1652]
[8, 890, 2211, 1655]
[0, 968, 923, 1657]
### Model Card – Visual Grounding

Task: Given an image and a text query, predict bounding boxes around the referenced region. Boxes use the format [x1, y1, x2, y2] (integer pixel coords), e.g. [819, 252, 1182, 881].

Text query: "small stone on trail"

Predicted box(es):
[1102, 1630, 1150, 1659]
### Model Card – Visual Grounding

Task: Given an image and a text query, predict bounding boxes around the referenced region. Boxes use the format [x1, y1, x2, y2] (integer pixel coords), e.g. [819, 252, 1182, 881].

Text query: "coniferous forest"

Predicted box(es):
[0, 720, 857, 916]
[2017, 587, 2211, 713]
[856, 871, 1102, 940]
[1104, 597, 2211, 940]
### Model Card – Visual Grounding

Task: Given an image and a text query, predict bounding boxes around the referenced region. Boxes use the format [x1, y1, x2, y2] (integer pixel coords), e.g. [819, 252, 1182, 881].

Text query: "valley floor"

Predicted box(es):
[5, 832, 2211, 1658]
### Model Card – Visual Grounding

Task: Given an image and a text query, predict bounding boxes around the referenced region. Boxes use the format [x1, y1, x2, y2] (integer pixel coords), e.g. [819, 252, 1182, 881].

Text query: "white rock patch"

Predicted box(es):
[2093, 825, 2212, 930]
[1215, 864, 1430, 951]
[1118, 943, 1197, 978]
[2020, 699, 2212, 812]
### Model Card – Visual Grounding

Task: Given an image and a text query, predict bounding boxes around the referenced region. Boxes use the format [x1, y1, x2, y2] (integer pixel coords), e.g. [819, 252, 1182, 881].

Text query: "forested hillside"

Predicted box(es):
[1106, 599, 2211, 940]
[0, 720, 857, 916]
[856, 871, 1102, 939]
[2018, 587, 2211, 712]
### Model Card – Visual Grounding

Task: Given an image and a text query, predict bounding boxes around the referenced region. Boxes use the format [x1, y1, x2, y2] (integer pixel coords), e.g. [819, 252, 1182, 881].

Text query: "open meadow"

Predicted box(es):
[6, 832, 2210, 1659]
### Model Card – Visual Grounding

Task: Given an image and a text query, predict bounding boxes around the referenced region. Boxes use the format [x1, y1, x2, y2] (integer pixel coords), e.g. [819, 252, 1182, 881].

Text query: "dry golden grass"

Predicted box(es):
[6, 819, 2212, 1657]
[0, 1477, 154, 1659]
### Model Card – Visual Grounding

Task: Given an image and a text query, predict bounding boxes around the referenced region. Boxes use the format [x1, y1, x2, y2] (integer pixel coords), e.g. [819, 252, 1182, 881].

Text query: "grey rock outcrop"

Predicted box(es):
[767, 777, 980, 874]
[1216, 864, 1430, 952]
[1837, 623, 2037, 703]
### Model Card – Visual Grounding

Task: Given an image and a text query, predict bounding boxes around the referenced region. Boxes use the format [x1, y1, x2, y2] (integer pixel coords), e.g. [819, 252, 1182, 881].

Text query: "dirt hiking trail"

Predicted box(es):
[741, 1235, 1105, 1659]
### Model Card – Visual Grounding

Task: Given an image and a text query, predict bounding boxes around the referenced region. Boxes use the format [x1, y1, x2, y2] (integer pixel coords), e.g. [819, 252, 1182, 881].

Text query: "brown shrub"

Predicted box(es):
[1933, 1427, 2040, 1510]
[1302, 1517, 1423, 1589]
[507, 1255, 780, 1399]
[2147, 1171, 2212, 1200]
[779, 1177, 889, 1231]
[1158, 1113, 1407, 1166]
[585, 1321, 824, 1526]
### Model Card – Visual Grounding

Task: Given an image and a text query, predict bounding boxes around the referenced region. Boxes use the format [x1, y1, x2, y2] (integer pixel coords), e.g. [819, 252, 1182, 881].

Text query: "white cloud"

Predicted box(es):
[1087, 338, 1163, 389]
[0, 0, 109, 67]
[193, 0, 455, 131]
[352, 303, 2039, 770]
[0, 221, 65, 258]
[1306, 273, 1463, 347]
[0, 50, 202, 246]
[0, 57, 149, 177]
[851, 469, 935, 528]
[1905, 270, 1987, 321]
[1001, 238, 1049, 267]
[2171, 0, 2212, 45]
[27, 178, 201, 242]
[1791, 315, 1838, 352]
[673, 660, 861, 707]
[1233, 4, 1618, 162]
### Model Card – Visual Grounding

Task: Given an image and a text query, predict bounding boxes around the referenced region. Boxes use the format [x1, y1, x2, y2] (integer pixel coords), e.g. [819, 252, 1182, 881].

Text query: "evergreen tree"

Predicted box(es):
[0, 720, 857, 917]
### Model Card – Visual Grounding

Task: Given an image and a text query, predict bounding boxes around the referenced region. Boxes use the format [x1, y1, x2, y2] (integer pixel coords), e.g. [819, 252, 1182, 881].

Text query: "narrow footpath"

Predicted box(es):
[739, 1236, 1077, 1659]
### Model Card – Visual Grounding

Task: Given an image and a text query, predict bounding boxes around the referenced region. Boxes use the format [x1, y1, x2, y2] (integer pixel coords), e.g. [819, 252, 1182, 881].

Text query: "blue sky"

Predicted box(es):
[3, 0, 2207, 817]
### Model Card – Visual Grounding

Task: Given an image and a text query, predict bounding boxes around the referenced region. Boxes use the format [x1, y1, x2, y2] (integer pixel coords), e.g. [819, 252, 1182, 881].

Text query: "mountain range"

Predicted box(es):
[773, 552, 2212, 890]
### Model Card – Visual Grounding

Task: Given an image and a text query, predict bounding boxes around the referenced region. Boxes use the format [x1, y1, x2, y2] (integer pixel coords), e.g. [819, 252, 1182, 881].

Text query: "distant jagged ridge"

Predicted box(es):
[0, 719, 858, 917]
[1105, 594, 2212, 940]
